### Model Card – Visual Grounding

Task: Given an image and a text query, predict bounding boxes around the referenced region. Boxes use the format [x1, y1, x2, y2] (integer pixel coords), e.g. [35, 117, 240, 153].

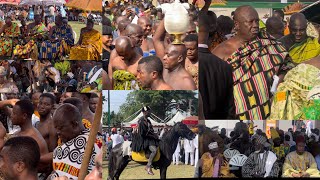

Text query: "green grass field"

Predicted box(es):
[103, 159, 196, 179]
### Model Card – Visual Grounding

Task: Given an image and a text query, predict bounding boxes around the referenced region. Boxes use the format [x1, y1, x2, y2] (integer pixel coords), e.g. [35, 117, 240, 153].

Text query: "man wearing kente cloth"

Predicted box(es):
[39, 15, 74, 60]
[282, 135, 320, 177]
[13, 14, 48, 59]
[109, 36, 142, 90]
[242, 135, 280, 177]
[131, 106, 159, 175]
[69, 17, 102, 60]
[0, 16, 20, 57]
[212, 5, 290, 120]
[49, 104, 102, 180]
[270, 55, 320, 120]
[279, 13, 320, 64]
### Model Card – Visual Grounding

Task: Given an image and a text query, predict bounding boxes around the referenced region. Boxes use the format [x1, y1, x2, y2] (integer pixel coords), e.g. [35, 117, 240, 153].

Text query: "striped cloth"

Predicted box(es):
[226, 31, 289, 120]
[242, 151, 280, 177]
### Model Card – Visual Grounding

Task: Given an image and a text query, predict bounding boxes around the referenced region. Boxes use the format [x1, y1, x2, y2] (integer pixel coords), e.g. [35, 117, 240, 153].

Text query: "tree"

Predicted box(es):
[117, 91, 198, 122]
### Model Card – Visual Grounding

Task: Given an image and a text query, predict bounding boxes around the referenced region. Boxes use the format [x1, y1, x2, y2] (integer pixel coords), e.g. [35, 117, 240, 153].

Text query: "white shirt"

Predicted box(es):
[306, 121, 313, 137]
[193, 135, 198, 149]
[184, 139, 195, 153]
[111, 134, 123, 148]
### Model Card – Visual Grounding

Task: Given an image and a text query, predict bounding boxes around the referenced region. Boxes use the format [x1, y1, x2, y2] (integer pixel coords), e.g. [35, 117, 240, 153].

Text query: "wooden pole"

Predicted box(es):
[78, 93, 103, 180]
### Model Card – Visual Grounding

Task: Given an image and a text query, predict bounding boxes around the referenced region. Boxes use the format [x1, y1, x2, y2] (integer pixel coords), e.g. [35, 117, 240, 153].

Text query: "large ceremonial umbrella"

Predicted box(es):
[65, 0, 102, 12]
[0, 0, 20, 5]
[182, 116, 199, 125]
[300, 0, 320, 24]
[19, 0, 65, 6]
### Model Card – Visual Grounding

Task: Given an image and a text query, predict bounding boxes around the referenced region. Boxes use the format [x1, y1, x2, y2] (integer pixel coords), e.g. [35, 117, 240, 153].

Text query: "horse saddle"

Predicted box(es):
[131, 148, 161, 162]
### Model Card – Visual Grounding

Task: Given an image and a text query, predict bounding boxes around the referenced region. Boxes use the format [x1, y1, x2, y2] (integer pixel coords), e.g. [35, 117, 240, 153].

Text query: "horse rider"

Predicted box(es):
[132, 106, 159, 175]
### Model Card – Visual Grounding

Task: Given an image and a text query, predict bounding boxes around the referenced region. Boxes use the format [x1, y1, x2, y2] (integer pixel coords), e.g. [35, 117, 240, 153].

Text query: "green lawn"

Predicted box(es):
[103, 158, 196, 179]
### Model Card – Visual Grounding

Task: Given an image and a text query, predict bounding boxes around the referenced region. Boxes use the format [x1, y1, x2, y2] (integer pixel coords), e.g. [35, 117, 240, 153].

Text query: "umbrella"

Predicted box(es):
[283, 2, 307, 15]
[300, 0, 320, 24]
[0, 0, 20, 5]
[182, 116, 198, 125]
[66, 0, 101, 12]
[19, 0, 65, 6]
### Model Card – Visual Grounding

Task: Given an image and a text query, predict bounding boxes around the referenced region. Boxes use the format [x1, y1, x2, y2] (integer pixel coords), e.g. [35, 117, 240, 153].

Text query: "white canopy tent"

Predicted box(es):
[166, 111, 186, 126]
[123, 112, 163, 127]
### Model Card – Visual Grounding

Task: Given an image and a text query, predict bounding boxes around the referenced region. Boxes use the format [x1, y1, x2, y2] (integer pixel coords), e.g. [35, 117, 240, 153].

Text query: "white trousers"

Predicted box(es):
[185, 152, 194, 165]
[194, 148, 199, 167]
[172, 152, 180, 165]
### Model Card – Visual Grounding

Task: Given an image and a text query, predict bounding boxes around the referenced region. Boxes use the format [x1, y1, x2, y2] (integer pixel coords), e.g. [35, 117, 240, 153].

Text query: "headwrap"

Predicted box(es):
[208, 142, 218, 150]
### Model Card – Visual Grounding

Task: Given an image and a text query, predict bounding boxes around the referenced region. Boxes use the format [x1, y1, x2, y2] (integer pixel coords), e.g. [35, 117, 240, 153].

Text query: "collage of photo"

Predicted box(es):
[0, 0, 104, 179]
[103, 0, 320, 179]
[0, 0, 319, 179]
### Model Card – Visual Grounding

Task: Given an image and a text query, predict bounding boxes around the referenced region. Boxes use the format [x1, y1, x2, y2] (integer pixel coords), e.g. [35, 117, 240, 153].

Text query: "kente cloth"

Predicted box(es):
[112, 70, 141, 90]
[13, 23, 47, 58]
[226, 31, 289, 120]
[282, 151, 320, 177]
[271, 145, 290, 161]
[270, 64, 320, 120]
[242, 151, 280, 178]
[0, 22, 20, 56]
[289, 37, 320, 64]
[39, 40, 62, 60]
[39, 24, 74, 59]
[51, 129, 102, 180]
[186, 64, 198, 88]
[50, 24, 74, 45]
[54, 61, 71, 76]
[69, 29, 102, 60]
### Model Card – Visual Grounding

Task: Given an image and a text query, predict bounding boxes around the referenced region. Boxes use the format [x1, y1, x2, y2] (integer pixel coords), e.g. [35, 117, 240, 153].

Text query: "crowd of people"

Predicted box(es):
[198, 0, 320, 120]
[103, 0, 198, 90]
[196, 120, 320, 178]
[0, 60, 102, 93]
[0, 4, 102, 60]
[0, 92, 102, 180]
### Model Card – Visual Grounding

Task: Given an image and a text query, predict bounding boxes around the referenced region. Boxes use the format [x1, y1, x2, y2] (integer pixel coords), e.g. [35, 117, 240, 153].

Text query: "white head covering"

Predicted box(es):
[208, 142, 218, 150]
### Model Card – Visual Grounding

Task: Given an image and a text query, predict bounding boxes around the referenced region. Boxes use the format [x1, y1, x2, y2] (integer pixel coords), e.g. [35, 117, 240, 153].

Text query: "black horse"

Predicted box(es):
[108, 122, 196, 179]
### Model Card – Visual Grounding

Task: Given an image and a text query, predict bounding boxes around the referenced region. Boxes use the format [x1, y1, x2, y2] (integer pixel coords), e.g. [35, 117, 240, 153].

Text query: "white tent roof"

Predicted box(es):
[123, 112, 163, 127]
[166, 111, 187, 126]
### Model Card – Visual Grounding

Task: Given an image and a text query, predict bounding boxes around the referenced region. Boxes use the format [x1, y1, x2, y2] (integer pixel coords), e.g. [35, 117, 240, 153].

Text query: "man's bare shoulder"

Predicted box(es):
[212, 38, 236, 60]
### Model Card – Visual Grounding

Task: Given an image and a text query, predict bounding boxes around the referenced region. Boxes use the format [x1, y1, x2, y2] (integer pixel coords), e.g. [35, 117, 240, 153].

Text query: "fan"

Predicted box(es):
[229, 154, 247, 167]
[223, 148, 240, 160]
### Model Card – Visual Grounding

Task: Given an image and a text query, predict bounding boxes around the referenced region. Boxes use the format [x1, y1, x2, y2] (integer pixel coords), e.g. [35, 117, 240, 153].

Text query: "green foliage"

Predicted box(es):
[117, 90, 198, 122]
